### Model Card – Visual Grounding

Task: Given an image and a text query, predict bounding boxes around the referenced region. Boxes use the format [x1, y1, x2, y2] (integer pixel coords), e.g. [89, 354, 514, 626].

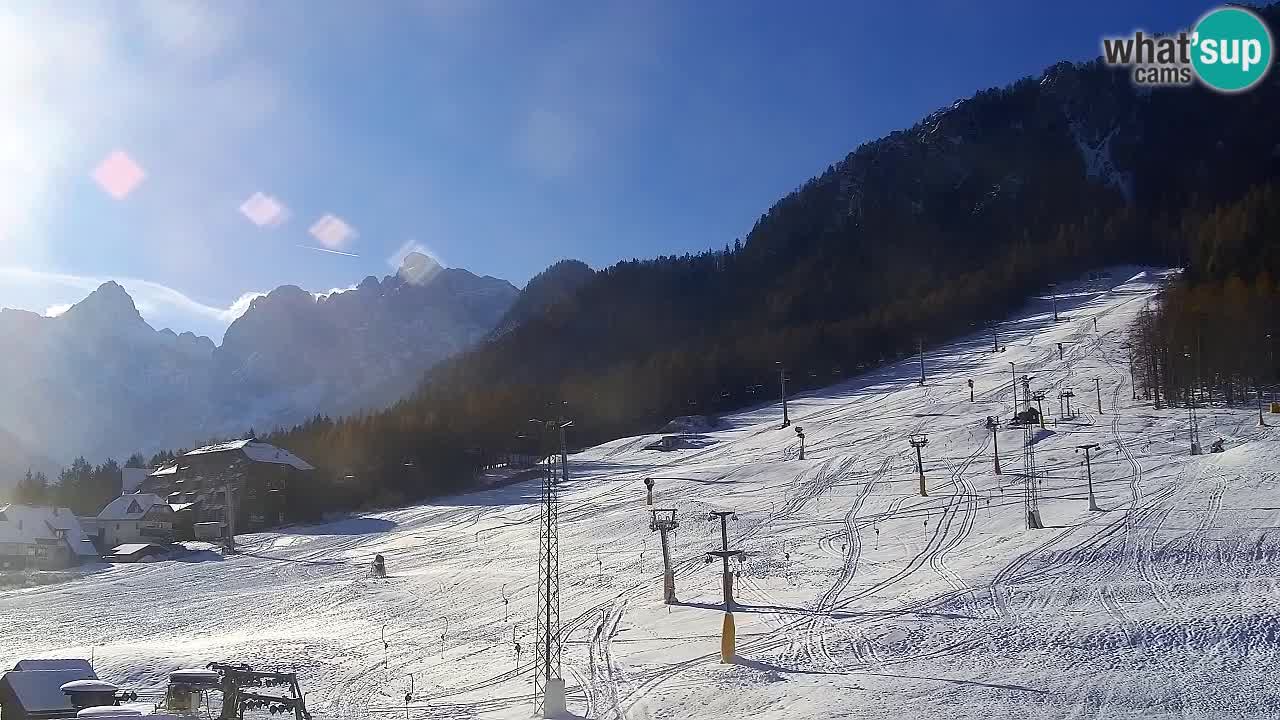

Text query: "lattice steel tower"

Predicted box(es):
[1022, 423, 1044, 529]
[533, 420, 571, 716]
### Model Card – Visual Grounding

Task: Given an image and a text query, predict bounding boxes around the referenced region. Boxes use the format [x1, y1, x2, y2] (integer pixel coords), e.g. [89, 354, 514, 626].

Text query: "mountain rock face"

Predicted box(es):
[0, 255, 517, 472]
[213, 254, 518, 427]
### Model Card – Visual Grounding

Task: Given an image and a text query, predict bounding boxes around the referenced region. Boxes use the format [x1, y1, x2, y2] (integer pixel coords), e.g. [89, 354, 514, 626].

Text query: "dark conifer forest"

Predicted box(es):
[264, 8, 1280, 515]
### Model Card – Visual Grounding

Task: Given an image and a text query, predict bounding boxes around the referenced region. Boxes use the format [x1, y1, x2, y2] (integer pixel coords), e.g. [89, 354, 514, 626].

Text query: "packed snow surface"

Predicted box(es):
[4, 267, 1279, 719]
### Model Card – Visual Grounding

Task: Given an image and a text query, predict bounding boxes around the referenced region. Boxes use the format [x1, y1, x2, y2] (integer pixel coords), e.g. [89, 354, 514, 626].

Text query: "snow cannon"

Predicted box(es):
[371, 554, 386, 578]
[61, 679, 121, 711]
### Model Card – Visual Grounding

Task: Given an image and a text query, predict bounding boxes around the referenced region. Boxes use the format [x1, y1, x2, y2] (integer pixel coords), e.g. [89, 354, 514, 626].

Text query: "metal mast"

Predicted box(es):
[533, 419, 571, 717]
[706, 510, 742, 662]
[1023, 422, 1043, 529]
[909, 434, 929, 497]
[776, 362, 790, 428]
[649, 509, 679, 604]
[1076, 443, 1102, 512]
[918, 338, 926, 385]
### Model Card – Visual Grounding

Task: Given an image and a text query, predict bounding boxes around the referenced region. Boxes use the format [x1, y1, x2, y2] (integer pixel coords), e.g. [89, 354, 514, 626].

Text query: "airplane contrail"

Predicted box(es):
[297, 245, 359, 257]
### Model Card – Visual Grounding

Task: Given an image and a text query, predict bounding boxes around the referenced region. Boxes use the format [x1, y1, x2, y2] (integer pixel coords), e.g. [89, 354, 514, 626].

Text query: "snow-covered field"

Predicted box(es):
[5, 267, 1280, 719]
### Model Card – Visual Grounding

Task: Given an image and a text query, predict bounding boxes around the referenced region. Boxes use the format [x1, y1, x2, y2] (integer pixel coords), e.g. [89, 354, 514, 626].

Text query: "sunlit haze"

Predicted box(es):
[0, 1, 1207, 339]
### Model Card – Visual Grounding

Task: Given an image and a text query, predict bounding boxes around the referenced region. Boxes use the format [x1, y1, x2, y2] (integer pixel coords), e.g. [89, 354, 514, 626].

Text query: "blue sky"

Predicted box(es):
[0, 0, 1211, 340]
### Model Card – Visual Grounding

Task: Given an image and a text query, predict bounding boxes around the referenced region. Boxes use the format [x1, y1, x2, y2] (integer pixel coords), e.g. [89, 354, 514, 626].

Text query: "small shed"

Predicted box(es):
[104, 544, 169, 563]
[0, 660, 98, 720]
[644, 435, 683, 452]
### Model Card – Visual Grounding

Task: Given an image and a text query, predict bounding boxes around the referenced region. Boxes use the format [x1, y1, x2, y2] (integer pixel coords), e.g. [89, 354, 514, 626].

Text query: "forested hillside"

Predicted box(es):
[1131, 183, 1280, 409]
[265, 10, 1280, 512]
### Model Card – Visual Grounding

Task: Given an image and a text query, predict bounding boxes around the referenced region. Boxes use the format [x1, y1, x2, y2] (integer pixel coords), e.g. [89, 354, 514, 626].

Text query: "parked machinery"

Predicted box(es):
[207, 663, 311, 720]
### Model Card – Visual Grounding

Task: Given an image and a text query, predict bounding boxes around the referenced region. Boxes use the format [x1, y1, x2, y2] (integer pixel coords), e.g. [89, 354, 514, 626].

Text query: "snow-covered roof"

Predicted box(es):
[109, 543, 163, 556]
[0, 505, 98, 557]
[96, 494, 168, 522]
[148, 464, 178, 477]
[169, 503, 197, 513]
[242, 442, 315, 470]
[182, 439, 314, 471]
[12, 660, 93, 673]
[60, 679, 118, 693]
[0, 668, 96, 713]
[44, 507, 99, 558]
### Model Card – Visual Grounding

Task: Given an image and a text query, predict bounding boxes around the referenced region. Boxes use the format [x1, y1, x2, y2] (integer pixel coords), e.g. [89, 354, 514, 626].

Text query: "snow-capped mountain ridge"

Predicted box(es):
[0, 254, 518, 471]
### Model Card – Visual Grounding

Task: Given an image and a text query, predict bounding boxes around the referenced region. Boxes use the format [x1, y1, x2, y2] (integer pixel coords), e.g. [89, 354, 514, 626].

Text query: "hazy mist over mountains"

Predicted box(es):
[0, 253, 517, 480]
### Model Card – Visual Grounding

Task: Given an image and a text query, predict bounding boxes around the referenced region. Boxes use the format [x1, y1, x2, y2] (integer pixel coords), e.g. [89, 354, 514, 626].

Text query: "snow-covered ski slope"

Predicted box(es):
[5, 267, 1280, 719]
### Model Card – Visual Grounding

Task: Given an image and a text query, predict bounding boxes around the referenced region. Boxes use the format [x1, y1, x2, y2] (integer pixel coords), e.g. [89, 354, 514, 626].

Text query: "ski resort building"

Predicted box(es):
[142, 440, 314, 535]
[0, 505, 99, 570]
[86, 493, 175, 549]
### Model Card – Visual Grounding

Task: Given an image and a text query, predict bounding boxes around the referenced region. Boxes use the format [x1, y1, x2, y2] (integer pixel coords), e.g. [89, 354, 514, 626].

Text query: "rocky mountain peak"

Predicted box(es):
[397, 251, 443, 286]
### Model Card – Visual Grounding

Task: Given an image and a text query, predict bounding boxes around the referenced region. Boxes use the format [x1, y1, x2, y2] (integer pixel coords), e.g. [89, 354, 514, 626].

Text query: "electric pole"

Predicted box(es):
[1184, 349, 1201, 455]
[909, 434, 929, 497]
[918, 338, 925, 385]
[993, 330, 1000, 353]
[776, 362, 790, 428]
[1076, 444, 1101, 511]
[1095, 378, 1103, 414]
[706, 511, 743, 663]
[649, 509, 679, 604]
[987, 417, 1002, 475]
[1268, 332, 1275, 405]
[1009, 362, 1018, 416]
[223, 481, 237, 553]
[1060, 389, 1075, 420]
[530, 418, 572, 718]
[1049, 282, 1059, 322]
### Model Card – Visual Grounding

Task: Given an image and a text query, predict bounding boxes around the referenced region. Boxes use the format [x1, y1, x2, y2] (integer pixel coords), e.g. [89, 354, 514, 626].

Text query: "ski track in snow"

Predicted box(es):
[7, 267, 1280, 719]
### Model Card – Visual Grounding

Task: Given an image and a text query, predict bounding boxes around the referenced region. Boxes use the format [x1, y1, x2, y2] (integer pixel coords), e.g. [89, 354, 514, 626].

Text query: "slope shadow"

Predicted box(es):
[671, 599, 858, 619]
[234, 551, 350, 566]
[858, 671, 1046, 694]
[277, 517, 398, 536]
[733, 656, 846, 676]
[172, 549, 226, 563]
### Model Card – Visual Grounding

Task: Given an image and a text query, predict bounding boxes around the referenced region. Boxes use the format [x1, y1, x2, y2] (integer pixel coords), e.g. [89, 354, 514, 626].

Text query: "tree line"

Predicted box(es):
[9, 454, 148, 515]
[1131, 183, 1280, 408]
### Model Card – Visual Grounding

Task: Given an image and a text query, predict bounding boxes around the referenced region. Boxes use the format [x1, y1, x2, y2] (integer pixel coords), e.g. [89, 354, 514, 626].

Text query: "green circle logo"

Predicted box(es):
[1192, 7, 1273, 93]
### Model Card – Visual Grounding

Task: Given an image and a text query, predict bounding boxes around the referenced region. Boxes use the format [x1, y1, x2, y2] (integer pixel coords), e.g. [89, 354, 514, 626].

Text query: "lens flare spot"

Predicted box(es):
[92, 150, 147, 200]
[239, 192, 290, 228]
[309, 213, 357, 249]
